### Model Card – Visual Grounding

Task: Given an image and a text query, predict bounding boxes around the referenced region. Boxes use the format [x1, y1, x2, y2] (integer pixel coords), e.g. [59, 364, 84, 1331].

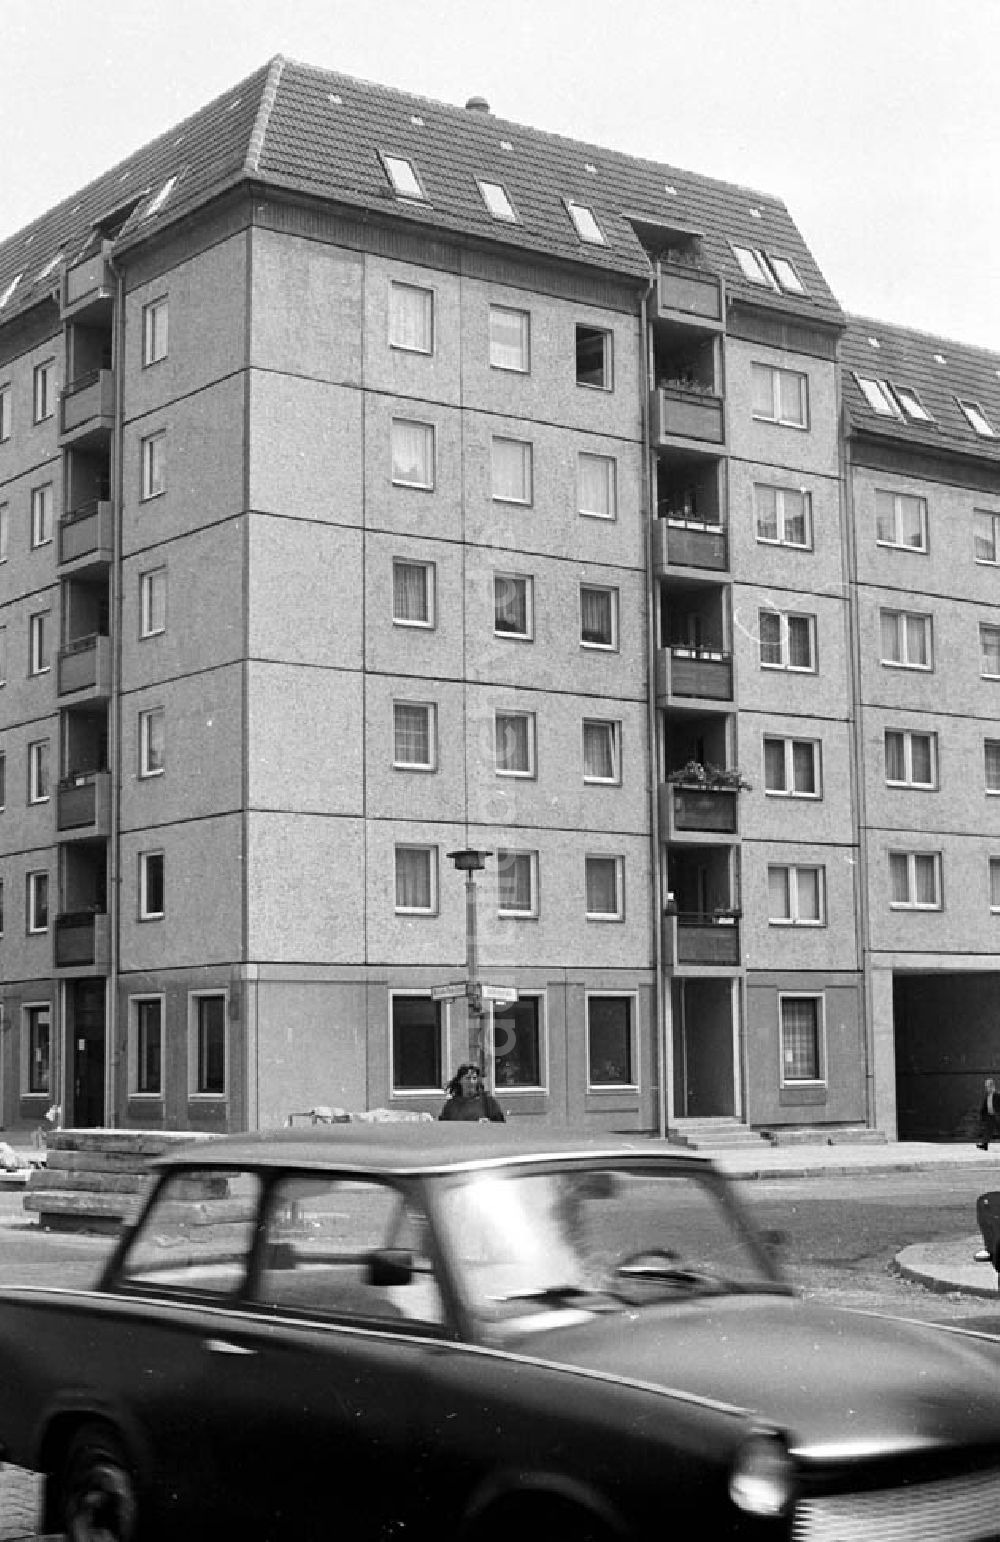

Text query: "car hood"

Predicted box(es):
[527, 1295, 1000, 1457]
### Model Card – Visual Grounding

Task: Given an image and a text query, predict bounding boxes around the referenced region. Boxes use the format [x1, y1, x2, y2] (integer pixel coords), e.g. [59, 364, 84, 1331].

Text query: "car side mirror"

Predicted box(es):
[366, 1248, 414, 1287]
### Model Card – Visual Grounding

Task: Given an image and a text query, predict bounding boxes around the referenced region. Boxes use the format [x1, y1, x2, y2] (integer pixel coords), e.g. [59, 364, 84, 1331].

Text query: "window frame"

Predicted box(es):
[981, 624, 1000, 680]
[582, 718, 622, 786]
[577, 451, 617, 520]
[142, 297, 169, 366]
[496, 848, 539, 918]
[188, 992, 228, 1099]
[390, 418, 436, 491]
[27, 739, 50, 805]
[758, 609, 817, 672]
[0, 624, 6, 686]
[958, 398, 996, 439]
[491, 994, 546, 1092]
[585, 854, 624, 922]
[32, 360, 54, 424]
[391, 557, 435, 629]
[0, 749, 5, 811]
[753, 482, 813, 549]
[986, 739, 1000, 795]
[138, 706, 165, 779]
[394, 843, 438, 916]
[389, 991, 444, 1095]
[140, 430, 167, 501]
[854, 375, 901, 418]
[494, 710, 536, 779]
[565, 200, 606, 245]
[580, 583, 619, 651]
[778, 993, 826, 1087]
[762, 736, 822, 799]
[767, 864, 826, 927]
[575, 325, 613, 390]
[879, 608, 933, 672]
[23, 1003, 52, 1095]
[477, 179, 518, 223]
[139, 567, 167, 639]
[129, 995, 165, 1097]
[585, 992, 638, 1090]
[751, 362, 809, 429]
[493, 572, 533, 641]
[392, 699, 438, 772]
[990, 857, 1000, 915]
[30, 483, 53, 549]
[488, 305, 531, 373]
[491, 436, 533, 506]
[875, 489, 928, 553]
[0, 382, 10, 442]
[388, 281, 434, 355]
[27, 870, 49, 934]
[889, 850, 943, 911]
[381, 153, 426, 201]
[884, 728, 938, 790]
[139, 850, 165, 921]
[28, 611, 50, 676]
[974, 510, 1000, 566]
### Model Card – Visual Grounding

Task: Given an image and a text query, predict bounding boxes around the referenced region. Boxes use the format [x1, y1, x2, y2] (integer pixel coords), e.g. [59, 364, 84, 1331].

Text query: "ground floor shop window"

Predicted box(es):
[587, 995, 636, 1088]
[492, 997, 542, 1089]
[391, 995, 442, 1092]
[779, 994, 824, 1083]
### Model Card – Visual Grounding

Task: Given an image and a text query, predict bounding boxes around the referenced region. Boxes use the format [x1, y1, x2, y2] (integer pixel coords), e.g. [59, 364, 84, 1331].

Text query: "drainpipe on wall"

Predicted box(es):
[105, 257, 126, 1126]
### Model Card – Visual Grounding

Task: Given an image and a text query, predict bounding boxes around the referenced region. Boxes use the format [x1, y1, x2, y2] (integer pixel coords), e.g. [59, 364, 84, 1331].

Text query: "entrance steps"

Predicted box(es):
[671, 1120, 888, 1150]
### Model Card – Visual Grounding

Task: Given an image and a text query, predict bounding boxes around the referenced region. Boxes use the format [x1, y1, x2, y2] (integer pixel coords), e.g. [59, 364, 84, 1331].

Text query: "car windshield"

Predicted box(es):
[434, 1163, 782, 1331]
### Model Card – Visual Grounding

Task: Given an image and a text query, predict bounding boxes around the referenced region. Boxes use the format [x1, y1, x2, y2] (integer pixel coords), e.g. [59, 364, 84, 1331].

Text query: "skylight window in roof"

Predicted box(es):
[36, 252, 64, 283]
[855, 375, 901, 418]
[770, 255, 805, 293]
[383, 154, 425, 200]
[500, 140, 513, 151]
[733, 245, 778, 288]
[144, 176, 178, 221]
[566, 200, 605, 245]
[0, 275, 22, 310]
[893, 384, 932, 422]
[478, 180, 518, 223]
[958, 398, 997, 438]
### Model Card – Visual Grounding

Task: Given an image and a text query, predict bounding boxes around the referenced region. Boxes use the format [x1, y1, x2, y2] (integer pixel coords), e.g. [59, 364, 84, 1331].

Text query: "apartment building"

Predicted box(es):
[0, 57, 992, 1139]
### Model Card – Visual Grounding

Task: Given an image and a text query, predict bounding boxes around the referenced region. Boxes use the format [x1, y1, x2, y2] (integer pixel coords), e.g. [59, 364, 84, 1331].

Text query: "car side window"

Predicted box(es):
[256, 1175, 444, 1328]
[117, 1168, 262, 1296]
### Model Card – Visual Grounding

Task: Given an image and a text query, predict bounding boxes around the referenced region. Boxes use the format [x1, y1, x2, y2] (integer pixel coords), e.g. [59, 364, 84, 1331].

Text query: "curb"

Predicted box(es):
[723, 1158, 1000, 1182]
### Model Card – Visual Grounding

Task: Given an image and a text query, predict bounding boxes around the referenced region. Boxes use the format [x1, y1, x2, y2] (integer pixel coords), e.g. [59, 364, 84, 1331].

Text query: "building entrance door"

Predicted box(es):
[672, 978, 738, 1119]
[71, 981, 106, 1127]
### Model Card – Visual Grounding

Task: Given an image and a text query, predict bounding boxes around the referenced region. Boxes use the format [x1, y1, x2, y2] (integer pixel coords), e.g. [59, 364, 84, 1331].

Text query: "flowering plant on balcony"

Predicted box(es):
[667, 760, 752, 791]
[657, 375, 717, 395]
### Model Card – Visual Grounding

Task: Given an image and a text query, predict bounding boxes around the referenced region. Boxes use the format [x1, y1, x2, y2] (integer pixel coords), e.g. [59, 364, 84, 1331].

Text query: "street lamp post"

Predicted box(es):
[447, 848, 490, 1075]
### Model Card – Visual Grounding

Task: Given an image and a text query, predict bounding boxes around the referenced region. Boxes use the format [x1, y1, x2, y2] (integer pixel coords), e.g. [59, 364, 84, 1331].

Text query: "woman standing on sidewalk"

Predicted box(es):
[976, 1077, 1000, 1150]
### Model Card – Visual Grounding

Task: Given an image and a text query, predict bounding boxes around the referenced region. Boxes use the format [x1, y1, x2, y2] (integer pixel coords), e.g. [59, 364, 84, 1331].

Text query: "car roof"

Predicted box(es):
[154, 1124, 713, 1176]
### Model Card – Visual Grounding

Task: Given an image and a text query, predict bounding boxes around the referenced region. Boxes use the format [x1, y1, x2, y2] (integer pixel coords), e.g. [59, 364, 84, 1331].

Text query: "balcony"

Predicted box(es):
[659, 781, 739, 841]
[652, 518, 728, 576]
[60, 369, 115, 448]
[655, 646, 733, 706]
[57, 634, 112, 702]
[655, 261, 724, 330]
[662, 910, 741, 969]
[57, 771, 111, 841]
[652, 385, 725, 452]
[58, 500, 113, 573]
[61, 248, 115, 322]
[54, 910, 110, 974]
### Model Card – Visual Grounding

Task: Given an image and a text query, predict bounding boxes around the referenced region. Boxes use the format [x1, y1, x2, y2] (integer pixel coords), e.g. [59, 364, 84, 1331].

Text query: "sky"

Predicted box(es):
[3, 0, 999, 349]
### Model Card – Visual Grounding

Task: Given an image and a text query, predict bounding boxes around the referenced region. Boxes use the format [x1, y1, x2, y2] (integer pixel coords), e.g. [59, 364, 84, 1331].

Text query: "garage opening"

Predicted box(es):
[894, 972, 1000, 1140]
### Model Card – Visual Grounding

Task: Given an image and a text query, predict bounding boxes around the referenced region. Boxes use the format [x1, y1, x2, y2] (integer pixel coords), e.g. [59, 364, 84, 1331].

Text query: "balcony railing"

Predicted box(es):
[58, 500, 113, 570]
[59, 369, 115, 446]
[652, 518, 728, 574]
[652, 385, 725, 448]
[660, 782, 739, 838]
[57, 634, 112, 699]
[54, 910, 110, 972]
[62, 248, 115, 316]
[656, 261, 724, 328]
[655, 646, 733, 704]
[662, 910, 741, 968]
[57, 771, 111, 839]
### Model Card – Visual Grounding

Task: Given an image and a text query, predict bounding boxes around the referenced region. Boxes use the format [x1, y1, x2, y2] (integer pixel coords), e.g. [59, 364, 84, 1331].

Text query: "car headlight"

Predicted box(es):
[729, 1432, 795, 1518]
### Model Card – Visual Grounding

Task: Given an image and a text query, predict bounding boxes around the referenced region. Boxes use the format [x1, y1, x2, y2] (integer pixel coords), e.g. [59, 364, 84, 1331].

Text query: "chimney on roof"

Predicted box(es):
[465, 96, 490, 114]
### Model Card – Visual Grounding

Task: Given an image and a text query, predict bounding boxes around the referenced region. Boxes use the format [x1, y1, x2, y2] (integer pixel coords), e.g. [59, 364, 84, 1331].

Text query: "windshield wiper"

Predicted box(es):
[613, 1262, 727, 1295]
[489, 1284, 616, 1309]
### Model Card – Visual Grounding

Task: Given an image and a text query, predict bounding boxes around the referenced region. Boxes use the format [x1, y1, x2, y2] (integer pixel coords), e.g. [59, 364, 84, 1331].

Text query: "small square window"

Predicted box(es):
[29, 612, 50, 676]
[393, 701, 436, 770]
[143, 298, 168, 365]
[496, 849, 537, 916]
[752, 363, 808, 427]
[0, 384, 10, 442]
[763, 737, 820, 797]
[382, 154, 425, 201]
[488, 306, 530, 372]
[583, 719, 621, 783]
[495, 711, 535, 777]
[885, 729, 937, 789]
[389, 283, 434, 354]
[139, 850, 165, 920]
[889, 850, 942, 909]
[566, 200, 605, 245]
[28, 740, 50, 804]
[131, 998, 163, 1095]
[27, 871, 48, 934]
[391, 419, 435, 489]
[139, 707, 165, 778]
[33, 360, 54, 423]
[140, 568, 167, 638]
[758, 610, 816, 671]
[491, 437, 532, 504]
[754, 483, 811, 548]
[494, 573, 532, 639]
[141, 432, 167, 500]
[880, 609, 932, 670]
[780, 996, 823, 1084]
[577, 453, 617, 519]
[768, 864, 825, 925]
[958, 398, 996, 439]
[394, 845, 437, 913]
[585, 855, 623, 920]
[587, 995, 634, 1085]
[392, 558, 435, 627]
[576, 325, 612, 389]
[875, 490, 927, 551]
[478, 180, 518, 222]
[30, 484, 53, 548]
[580, 584, 618, 649]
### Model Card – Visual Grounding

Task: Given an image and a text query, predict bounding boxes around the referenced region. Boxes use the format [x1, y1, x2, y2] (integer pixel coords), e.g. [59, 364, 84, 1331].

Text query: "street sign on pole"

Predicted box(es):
[430, 982, 467, 1002]
[480, 984, 518, 1005]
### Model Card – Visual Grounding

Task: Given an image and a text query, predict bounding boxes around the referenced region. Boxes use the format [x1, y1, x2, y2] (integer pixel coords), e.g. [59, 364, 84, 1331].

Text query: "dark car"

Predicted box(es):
[2, 1126, 1000, 1540]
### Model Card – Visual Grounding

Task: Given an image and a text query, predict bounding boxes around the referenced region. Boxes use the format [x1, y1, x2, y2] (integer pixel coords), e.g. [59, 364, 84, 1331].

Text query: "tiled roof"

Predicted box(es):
[842, 314, 1000, 465]
[0, 56, 843, 331]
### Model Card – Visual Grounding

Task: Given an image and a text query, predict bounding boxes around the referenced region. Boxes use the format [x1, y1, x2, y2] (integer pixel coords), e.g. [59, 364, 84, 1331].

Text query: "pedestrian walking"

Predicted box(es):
[438, 1064, 506, 1123]
[977, 1077, 1000, 1150]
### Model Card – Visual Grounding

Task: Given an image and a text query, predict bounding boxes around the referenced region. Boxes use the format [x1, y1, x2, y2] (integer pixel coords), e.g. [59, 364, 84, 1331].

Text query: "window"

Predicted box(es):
[974, 511, 1000, 565]
[763, 737, 820, 797]
[33, 360, 54, 423]
[566, 200, 605, 244]
[587, 996, 634, 1086]
[491, 437, 532, 504]
[144, 176, 178, 221]
[25, 1005, 51, 1093]
[981, 625, 1000, 679]
[28, 740, 49, 804]
[751, 363, 808, 427]
[139, 851, 164, 919]
[0, 502, 8, 561]
[880, 609, 932, 670]
[987, 740, 1000, 795]
[577, 453, 617, 519]
[139, 707, 165, 778]
[576, 325, 612, 389]
[391, 419, 435, 489]
[885, 730, 937, 789]
[488, 306, 530, 372]
[958, 399, 996, 439]
[894, 384, 932, 421]
[494, 711, 535, 777]
[394, 845, 437, 914]
[392, 558, 434, 627]
[991, 859, 1000, 914]
[493, 573, 532, 639]
[0, 383, 10, 441]
[580, 584, 618, 649]
[142, 298, 168, 365]
[29, 612, 50, 676]
[0, 751, 5, 809]
[191, 994, 226, 1096]
[583, 719, 621, 784]
[855, 375, 900, 417]
[496, 849, 537, 917]
[758, 609, 816, 671]
[382, 154, 425, 200]
[30, 483, 53, 548]
[768, 865, 825, 925]
[733, 245, 778, 288]
[477, 180, 517, 222]
[141, 431, 166, 500]
[393, 701, 436, 770]
[585, 855, 623, 920]
[388, 282, 433, 354]
[770, 254, 805, 293]
[131, 998, 163, 1095]
[139, 568, 167, 637]
[875, 490, 927, 551]
[27, 871, 48, 933]
[390, 995, 442, 1092]
[889, 851, 942, 909]
[0, 626, 6, 685]
[492, 996, 542, 1089]
[0, 879, 3, 935]
[754, 484, 811, 548]
[779, 996, 823, 1084]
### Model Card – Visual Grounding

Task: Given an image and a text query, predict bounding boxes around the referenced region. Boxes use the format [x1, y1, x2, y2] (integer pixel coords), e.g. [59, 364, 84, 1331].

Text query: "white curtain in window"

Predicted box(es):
[778, 369, 805, 424]
[392, 420, 433, 486]
[899, 495, 925, 548]
[796, 868, 821, 921]
[498, 851, 532, 912]
[905, 614, 928, 667]
[764, 739, 786, 791]
[584, 721, 616, 781]
[787, 616, 813, 668]
[755, 485, 778, 540]
[494, 576, 527, 633]
[781, 998, 819, 1080]
[884, 731, 906, 782]
[880, 610, 901, 663]
[581, 587, 612, 645]
[489, 308, 528, 370]
[914, 854, 937, 905]
[492, 438, 531, 502]
[586, 857, 618, 914]
[395, 847, 431, 909]
[393, 561, 429, 622]
[758, 610, 782, 665]
[394, 704, 431, 765]
[578, 453, 615, 517]
[390, 284, 432, 352]
[496, 713, 530, 772]
[768, 866, 790, 920]
[791, 740, 815, 793]
[889, 852, 909, 903]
